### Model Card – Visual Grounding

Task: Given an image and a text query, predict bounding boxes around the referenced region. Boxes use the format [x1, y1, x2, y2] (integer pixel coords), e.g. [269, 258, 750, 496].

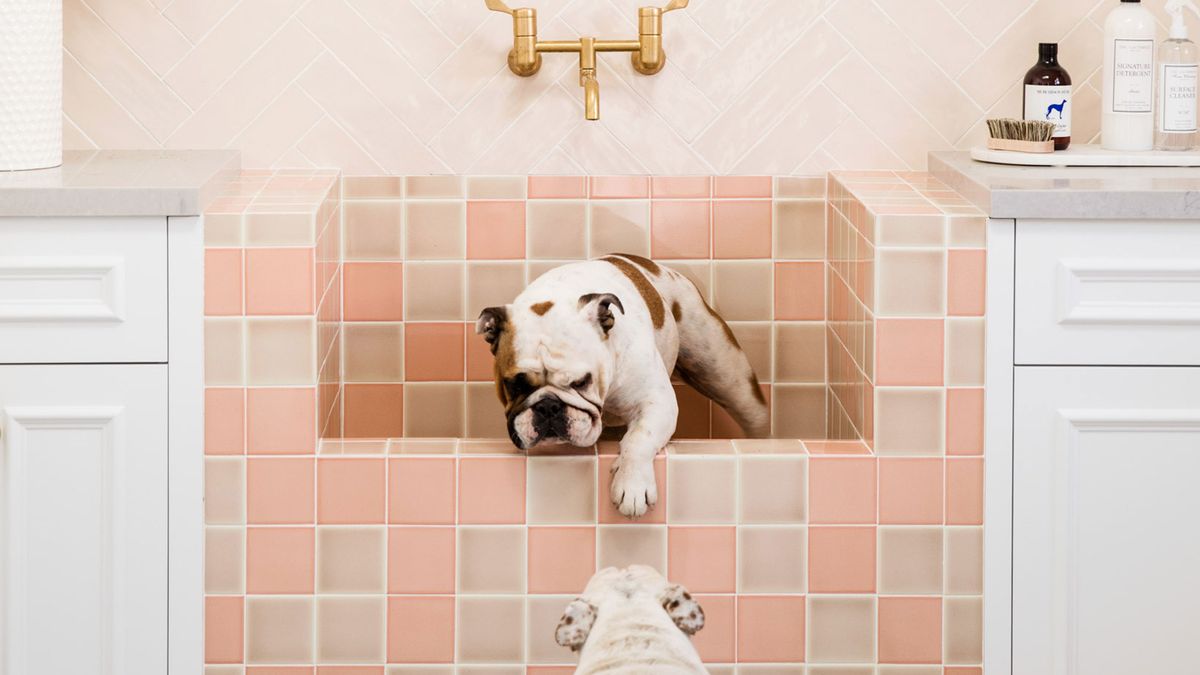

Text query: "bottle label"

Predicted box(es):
[1025, 85, 1072, 138]
[1160, 63, 1198, 133]
[1113, 38, 1155, 113]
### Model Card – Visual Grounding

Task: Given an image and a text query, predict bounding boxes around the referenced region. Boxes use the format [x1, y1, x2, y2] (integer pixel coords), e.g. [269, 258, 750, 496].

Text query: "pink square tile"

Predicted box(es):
[246, 526, 314, 593]
[343, 384, 404, 439]
[205, 388, 245, 455]
[598, 455, 666, 524]
[946, 457, 983, 525]
[667, 527, 736, 593]
[247, 669, 312, 675]
[808, 526, 876, 593]
[205, 249, 242, 316]
[528, 527, 596, 593]
[712, 201, 772, 258]
[317, 669, 382, 675]
[651, 176, 711, 198]
[467, 201, 525, 259]
[590, 176, 649, 199]
[948, 249, 986, 316]
[245, 248, 314, 315]
[876, 319, 945, 386]
[205, 596, 244, 663]
[736, 596, 805, 662]
[389, 458, 456, 525]
[947, 388, 984, 456]
[713, 176, 772, 198]
[528, 668, 577, 674]
[651, 201, 710, 259]
[774, 262, 825, 320]
[459, 457, 526, 524]
[387, 596, 454, 663]
[318, 458, 386, 524]
[528, 176, 586, 199]
[344, 263, 404, 321]
[879, 458, 943, 525]
[405, 323, 465, 381]
[809, 457, 877, 524]
[247, 457, 314, 524]
[466, 328, 495, 381]
[878, 597, 942, 664]
[692, 594, 735, 663]
[389, 527, 455, 593]
[247, 387, 315, 454]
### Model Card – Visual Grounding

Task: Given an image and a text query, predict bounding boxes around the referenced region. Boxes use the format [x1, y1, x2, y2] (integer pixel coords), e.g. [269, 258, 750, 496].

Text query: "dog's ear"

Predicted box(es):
[578, 293, 624, 335]
[475, 306, 509, 353]
[660, 584, 704, 636]
[554, 597, 597, 652]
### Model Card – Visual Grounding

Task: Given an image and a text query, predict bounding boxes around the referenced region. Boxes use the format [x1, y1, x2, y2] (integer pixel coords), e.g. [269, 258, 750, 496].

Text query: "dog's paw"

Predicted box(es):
[555, 598, 596, 652]
[610, 459, 657, 518]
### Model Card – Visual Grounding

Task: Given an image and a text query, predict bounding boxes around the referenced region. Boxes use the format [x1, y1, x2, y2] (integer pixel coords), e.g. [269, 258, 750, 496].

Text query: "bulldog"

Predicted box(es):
[476, 253, 769, 518]
[555, 565, 708, 674]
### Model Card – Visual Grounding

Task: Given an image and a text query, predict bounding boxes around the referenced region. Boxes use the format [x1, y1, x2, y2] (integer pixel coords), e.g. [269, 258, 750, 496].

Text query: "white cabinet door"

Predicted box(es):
[0, 365, 167, 675]
[1013, 367, 1200, 675]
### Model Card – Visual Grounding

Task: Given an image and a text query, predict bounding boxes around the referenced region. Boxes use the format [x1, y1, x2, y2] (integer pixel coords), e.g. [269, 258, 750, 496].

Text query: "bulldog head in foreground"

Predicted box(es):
[554, 565, 707, 675]
[476, 254, 769, 518]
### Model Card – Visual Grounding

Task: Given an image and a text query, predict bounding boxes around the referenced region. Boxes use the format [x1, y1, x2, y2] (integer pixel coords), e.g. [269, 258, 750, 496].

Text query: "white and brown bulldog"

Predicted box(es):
[555, 565, 708, 674]
[476, 253, 768, 518]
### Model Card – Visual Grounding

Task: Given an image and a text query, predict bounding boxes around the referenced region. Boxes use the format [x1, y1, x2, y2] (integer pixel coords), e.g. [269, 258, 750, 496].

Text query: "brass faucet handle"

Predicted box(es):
[484, 0, 515, 15]
[660, 0, 689, 13]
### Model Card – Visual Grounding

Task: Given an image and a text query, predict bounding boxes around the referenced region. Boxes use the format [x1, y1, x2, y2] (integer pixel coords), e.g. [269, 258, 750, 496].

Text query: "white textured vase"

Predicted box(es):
[0, 0, 62, 171]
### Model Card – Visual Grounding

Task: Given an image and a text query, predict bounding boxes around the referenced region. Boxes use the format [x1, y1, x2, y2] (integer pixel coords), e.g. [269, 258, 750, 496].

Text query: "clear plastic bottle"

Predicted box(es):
[1156, 0, 1200, 150]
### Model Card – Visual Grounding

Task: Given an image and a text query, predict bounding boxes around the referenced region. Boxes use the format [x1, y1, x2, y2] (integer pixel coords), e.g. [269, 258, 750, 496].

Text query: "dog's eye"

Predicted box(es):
[507, 374, 535, 399]
[571, 374, 592, 390]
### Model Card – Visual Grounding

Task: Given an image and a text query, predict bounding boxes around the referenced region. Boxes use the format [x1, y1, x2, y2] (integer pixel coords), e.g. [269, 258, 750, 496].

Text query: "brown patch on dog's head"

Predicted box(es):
[602, 256, 665, 329]
[613, 252, 661, 276]
[671, 300, 682, 322]
[530, 301, 553, 316]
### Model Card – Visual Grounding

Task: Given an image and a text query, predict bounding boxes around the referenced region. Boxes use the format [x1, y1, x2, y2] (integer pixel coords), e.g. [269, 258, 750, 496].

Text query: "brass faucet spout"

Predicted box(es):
[579, 37, 599, 121]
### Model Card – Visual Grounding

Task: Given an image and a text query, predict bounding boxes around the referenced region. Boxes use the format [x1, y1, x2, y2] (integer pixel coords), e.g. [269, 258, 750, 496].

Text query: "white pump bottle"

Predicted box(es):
[1102, 0, 1157, 151]
[1157, 0, 1200, 150]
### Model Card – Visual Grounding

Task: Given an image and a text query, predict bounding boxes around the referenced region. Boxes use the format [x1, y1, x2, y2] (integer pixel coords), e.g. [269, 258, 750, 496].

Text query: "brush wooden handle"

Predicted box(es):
[987, 138, 1055, 154]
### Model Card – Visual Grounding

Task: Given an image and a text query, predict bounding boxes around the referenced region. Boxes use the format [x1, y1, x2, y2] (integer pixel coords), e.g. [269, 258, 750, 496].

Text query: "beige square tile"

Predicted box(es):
[875, 387, 944, 456]
[597, 525, 666, 571]
[876, 249, 945, 317]
[204, 213, 242, 247]
[729, 322, 773, 383]
[527, 201, 588, 259]
[774, 199, 826, 260]
[876, 214, 946, 247]
[712, 261, 773, 321]
[771, 384, 827, 438]
[458, 526, 526, 593]
[807, 668, 874, 675]
[205, 526, 244, 594]
[467, 262, 526, 317]
[775, 176, 826, 198]
[204, 666, 244, 675]
[667, 456, 736, 524]
[528, 457, 597, 524]
[774, 323, 825, 383]
[246, 596, 313, 663]
[807, 596, 876, 664]
[344, 200, 403, 260]
[945, 526, 983, 595]
[205, 318, 244, 386]
[739, 456, 806, 523]
[385, 667, 454, 674]
[404, 383, 465, 437]
[877, 668, 941, 675]
[589, 201, 649, 258]
[406, 175, 463, 198]
[316, 596, 385, 663]
[205, 458, 244, 524]
[343, 176, 404, 199]
[944, 596, 983, 664]
[738, 526, 806, 593]
[343, 322, 404, 383]
[665, 260, 712, 301]
[947, 317, 984, 386]
[405, 262, 465, 321]
[317, 526, 385, 593]
[466, 382, 507, 438]
[879, 526, 942, 594]
[245, 212, 316, 246]
[526, 260, 566, 285]
[526, 595, 579, 665]
[457, 667, 524, 675]
[406, 200, 466, 259]
[468, 176, 526, 199]
[948, 215, 986, 247]
[457, 596, 525, 663]
[738, 666, 805, 674]
[246, 318, 316, 386]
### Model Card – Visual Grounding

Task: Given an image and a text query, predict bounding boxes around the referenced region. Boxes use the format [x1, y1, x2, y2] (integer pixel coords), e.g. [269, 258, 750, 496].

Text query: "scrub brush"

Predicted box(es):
[985, 118, 1056, 153]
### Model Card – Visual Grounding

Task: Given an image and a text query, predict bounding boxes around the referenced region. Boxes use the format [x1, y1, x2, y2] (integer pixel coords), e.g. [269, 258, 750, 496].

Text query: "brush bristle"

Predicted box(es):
[986, 118, 1056, 143]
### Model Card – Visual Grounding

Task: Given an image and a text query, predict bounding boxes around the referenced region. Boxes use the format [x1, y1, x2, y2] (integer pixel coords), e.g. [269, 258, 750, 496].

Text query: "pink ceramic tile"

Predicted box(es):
[879, 458, 944, 525]
[467, 201, 525, 259]
[598, 455, 666, 524]
[205, 596, 244, 663]
[246, 667, 312, 674]
[528, 176, 587, 199]
[318, 458, 386, 524]
[946, 458, 984, 525]
[805, 440, 873, 455]
[247, 457, 314, 524]
[246, 527, 314, 594]
[247, 387, 315, 454]
[590, 176, 649, 199]
[774, 262, 825, 320]
[205, 388, 244, 455]
[651, 176, 711, 198]
[667, 527, 736, 593]
[947, 388, 984, 456]
[344, 263, 404, 321]
[878, 597, 942, 664]
[245, 248, 314, 315]
[808, 526, 876, 593]
[466, 328, 495, 381]
[388, 527, 455, 594]
[650, 201, 710, 259]
[876, 319, 945, 386]
[808, 457, 877, 524]
[404, 323, 465, 381]
[459, 457, 526, 524]
[205, 249, 242, 316]
[692, 595, 735, 663]
[316, 669, 382, 675]
[528, 668, 577, 674]
[343, 384, 404, 439]
[948, 249, 986, 316]
[527, 527, 596, 594]
[736, 596, 805, 663]
[387, 596, 454, 663]
[713, 176, 772, 198]
[712, 201, 772, 258]
[389, 458, 456, 525]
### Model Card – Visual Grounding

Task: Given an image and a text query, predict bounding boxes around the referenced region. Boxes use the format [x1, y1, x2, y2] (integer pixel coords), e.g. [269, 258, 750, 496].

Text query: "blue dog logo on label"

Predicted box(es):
[1045, 99, 1067, 119]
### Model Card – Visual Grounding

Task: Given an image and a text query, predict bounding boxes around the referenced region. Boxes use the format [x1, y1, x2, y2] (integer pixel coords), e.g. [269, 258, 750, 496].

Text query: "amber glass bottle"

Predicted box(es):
[1023, 43, 1073, 150]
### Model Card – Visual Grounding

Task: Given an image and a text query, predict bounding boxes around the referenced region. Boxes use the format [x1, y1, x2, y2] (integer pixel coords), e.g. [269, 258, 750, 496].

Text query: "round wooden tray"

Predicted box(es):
[970, 143, 1200, 167]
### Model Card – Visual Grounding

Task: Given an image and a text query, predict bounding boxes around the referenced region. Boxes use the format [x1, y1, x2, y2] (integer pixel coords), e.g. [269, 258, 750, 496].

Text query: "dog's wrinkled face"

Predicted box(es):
[555, 565, 705, 652]
[476, 294, 622, 450]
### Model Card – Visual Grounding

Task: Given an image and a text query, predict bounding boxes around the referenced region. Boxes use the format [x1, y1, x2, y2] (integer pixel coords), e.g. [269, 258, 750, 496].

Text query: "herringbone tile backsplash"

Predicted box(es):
[64, 0, 1187, 174]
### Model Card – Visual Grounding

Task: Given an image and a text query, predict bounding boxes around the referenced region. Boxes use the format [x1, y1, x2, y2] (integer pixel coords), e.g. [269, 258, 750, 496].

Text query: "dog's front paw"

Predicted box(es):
[610, 459, 658, 518]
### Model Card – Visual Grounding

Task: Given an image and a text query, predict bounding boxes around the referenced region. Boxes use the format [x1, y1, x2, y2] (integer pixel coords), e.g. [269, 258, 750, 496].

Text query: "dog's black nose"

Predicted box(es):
[532, 396, 568, 438]
[533, 397, 563, 417]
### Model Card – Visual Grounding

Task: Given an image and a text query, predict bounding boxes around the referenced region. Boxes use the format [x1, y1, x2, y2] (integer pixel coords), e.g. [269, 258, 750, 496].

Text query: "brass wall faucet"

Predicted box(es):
[485, 0, 689, 120]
